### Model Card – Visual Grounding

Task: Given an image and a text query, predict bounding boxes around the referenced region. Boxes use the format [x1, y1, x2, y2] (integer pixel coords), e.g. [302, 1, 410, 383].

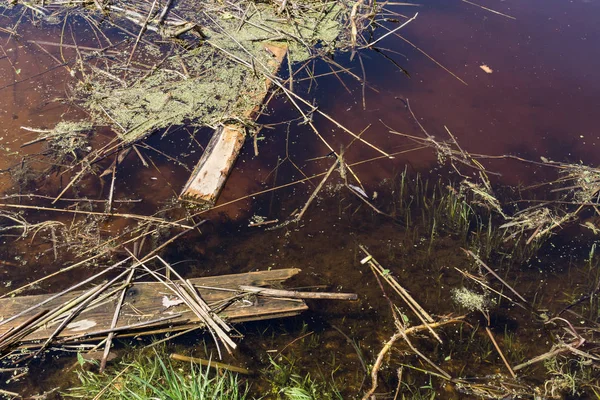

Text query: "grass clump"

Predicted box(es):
[265, 356, 343, 400]
[543, 356, 599, 398]
[66, 350, 249, 400]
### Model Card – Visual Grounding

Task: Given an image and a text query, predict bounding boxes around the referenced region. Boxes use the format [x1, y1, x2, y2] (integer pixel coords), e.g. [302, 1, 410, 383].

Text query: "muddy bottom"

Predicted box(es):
[3, 176, 599, 399]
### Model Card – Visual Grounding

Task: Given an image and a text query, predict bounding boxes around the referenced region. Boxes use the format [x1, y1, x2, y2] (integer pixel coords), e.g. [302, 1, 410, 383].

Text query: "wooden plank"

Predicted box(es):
[0, 268, 305, 343]
[180, 43, 288, 204]
[179, 125, 245, 203]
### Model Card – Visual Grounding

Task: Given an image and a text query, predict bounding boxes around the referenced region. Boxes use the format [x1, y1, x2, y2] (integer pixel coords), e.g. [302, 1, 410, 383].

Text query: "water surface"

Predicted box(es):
[1, 1, 600, 398]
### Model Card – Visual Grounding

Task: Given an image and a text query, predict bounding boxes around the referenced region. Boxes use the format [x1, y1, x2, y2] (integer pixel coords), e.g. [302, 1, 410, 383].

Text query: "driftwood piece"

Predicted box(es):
[180, 43, 288, 204]
[0, 268, 305, 344]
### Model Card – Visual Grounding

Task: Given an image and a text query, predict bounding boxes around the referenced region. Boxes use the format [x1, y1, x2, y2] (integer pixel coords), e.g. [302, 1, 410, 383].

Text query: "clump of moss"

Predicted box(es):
[73, 0, 352, 143]
[451, 287, 489, 313]
[43, 121, 94, 161]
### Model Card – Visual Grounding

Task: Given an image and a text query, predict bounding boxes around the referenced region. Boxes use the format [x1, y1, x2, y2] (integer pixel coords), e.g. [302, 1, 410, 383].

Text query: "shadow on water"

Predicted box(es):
[1, 0, 600, 398]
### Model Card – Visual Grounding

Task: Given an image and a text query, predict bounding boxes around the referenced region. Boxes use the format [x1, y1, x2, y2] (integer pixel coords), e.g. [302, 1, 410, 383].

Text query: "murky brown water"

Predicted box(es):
[1, 1, 600, 398]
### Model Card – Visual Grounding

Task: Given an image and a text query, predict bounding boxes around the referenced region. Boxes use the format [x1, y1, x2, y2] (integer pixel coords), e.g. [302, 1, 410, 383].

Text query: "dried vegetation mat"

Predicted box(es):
[1, 0, 385, 144]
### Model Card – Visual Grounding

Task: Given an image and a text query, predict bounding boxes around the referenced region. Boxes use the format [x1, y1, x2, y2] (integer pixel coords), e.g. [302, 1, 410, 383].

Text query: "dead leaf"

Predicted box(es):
[480, 64, 493, 74]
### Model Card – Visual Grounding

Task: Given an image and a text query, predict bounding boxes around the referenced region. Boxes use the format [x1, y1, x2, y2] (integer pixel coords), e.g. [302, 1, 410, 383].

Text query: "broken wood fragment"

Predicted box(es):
[179, 125, 246, 204]
[180, 43, 288, 205]
[239, 285, 358, 300]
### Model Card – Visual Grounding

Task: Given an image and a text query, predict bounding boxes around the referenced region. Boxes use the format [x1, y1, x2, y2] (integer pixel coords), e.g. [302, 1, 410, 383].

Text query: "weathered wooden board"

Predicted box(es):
[179, 125, 245, 203]
[0, 268, 306, 343]
[180, 43, 288, 204]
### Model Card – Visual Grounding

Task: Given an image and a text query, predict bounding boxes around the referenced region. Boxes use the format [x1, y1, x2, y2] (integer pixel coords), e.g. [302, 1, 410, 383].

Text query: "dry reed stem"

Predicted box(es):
[359, 245, 441, 343]
[461, 0, 516, 20]
[485, 327, 516, 379]
[60, 314, 184, 343]
[127, 0, 158, 66]
[92, 364, 133, 400]
[463, 249, 529, 305]
[361, 318, 462, 400]
[0, 203, 193, 229]
[382, 27, 468, 85]
[34, 267, 133, 356]
[363, 12, 418, 48]
[170, 353, 251, 375]
[0, 259, 128, 328]
[293, 156, 339, 222]
[0, 255, 130, 299]
[454, 267, 527, 311]
[100, 267, 135, 372]
[125, 249, 236, 357]
[183, 146, 426, 218]
[144, 326, 200, 348]
[513, 343, 574, 371]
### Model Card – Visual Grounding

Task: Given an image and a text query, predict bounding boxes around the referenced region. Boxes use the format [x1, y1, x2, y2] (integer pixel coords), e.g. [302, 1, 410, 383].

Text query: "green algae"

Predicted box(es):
[42, 121, 94, 159]
[84, 51, 264, 142]
[57, 0, 354, 143]
[0, 0, 359, 144]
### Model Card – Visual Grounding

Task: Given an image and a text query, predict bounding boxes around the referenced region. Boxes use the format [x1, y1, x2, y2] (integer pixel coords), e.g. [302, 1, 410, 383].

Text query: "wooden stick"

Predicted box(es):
[238, 285, 357, 300]
[100, 268, 135, 372]
[0, 203, 193, 229]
